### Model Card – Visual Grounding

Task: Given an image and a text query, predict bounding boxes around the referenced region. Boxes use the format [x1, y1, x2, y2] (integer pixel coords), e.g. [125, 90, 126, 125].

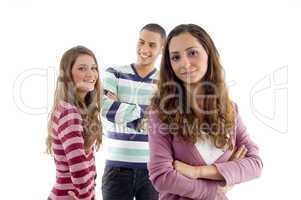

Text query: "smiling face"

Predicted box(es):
[169, 32, 208, 88]
[136, 30, 163, 67]
[71, 54, 98, 96]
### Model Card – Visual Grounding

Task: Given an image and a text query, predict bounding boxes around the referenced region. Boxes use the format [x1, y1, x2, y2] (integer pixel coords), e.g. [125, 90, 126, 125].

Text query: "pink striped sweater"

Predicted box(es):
[48, 101, 96, 200]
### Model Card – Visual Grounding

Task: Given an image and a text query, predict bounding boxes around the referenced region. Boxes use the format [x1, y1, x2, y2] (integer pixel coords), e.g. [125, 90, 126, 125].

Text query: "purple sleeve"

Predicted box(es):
[147, 110, 220, 200]
[214, 104, 263, 186]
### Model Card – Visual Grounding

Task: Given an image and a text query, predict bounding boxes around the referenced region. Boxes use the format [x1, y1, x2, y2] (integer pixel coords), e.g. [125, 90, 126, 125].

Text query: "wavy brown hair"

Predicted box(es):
[46, 46, 102, 154]
[151, 24, 235, 149]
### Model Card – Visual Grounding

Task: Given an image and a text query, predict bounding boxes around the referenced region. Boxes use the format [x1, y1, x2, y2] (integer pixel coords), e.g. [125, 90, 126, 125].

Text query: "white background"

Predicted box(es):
[0, 0, 299, 199]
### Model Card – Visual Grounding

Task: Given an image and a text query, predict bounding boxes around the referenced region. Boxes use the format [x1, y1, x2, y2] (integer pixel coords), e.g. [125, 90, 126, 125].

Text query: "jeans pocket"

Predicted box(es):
[102, 166, 116, 181]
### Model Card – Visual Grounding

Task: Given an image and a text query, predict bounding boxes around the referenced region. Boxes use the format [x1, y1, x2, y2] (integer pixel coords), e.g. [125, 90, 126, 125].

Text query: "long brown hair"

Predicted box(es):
[46, 46, 102, 154]
[151, 24, 235, 149]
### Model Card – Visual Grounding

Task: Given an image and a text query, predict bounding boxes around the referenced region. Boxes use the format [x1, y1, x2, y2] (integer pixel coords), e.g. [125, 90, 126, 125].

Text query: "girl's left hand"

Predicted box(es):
[173, 160, 199, 179]
[217, 185, 233, 193]
[217, 145, 248, 194]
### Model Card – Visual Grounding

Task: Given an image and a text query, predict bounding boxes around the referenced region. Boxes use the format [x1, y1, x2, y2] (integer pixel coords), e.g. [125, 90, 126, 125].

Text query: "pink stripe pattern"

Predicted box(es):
[48, 101, 96, 200]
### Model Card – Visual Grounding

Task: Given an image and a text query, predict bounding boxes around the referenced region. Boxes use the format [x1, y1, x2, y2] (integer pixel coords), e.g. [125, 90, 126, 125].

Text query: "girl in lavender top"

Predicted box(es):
[148, 24, 263, 200]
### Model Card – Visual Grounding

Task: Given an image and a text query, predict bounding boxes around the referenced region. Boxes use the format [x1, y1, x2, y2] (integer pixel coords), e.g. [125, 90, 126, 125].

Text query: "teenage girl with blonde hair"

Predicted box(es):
[47, 46, 102, 200]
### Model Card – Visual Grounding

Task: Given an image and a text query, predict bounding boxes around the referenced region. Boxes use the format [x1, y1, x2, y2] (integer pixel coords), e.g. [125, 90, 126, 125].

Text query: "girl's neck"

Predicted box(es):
[77, 91, 87, 103]
[185, 83, 204, 117]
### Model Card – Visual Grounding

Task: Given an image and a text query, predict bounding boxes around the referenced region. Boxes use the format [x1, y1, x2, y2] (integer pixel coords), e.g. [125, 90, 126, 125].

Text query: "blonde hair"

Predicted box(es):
[46, 46, 102, 154]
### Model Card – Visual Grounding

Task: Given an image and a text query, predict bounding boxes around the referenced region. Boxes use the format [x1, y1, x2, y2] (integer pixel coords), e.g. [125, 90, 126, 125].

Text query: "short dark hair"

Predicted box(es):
[141, 23, 166, 41]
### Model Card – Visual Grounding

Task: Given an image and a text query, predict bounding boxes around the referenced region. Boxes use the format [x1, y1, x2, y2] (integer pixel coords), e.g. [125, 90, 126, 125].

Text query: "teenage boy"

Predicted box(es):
[101, 23, 166, 200]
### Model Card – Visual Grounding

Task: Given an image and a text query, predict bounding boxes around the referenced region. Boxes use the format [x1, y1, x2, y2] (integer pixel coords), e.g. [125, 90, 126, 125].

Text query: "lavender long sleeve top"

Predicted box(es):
[147, 105, 263, 200]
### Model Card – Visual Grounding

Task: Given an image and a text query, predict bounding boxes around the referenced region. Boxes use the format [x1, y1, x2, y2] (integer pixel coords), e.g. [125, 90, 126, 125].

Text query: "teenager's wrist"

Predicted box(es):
[195, 166, 204, 179]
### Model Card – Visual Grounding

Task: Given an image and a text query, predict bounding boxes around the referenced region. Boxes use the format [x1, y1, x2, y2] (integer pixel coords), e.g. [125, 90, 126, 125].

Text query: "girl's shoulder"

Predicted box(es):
[55, 100, 81, 120]
[57, 100, 78, 111]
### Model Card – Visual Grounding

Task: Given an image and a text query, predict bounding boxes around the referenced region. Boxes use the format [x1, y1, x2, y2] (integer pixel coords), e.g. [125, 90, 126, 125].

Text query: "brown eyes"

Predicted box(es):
[170, 49, 199, 62]
[77, 66, 97, 71]
[171, 55, 180, 62]
[138, 41, 157, 48]
[188, 49, 199, 56]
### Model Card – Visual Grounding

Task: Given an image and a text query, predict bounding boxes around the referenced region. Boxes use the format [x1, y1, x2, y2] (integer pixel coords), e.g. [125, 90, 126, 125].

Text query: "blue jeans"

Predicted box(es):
[102, 166, 159, 200]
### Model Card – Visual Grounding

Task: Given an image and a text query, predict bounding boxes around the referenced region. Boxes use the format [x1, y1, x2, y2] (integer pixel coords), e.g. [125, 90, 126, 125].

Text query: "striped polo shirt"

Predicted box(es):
[102, 64, 158, 169]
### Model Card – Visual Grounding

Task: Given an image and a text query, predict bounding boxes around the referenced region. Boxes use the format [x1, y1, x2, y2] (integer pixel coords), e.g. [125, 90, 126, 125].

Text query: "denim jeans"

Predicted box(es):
[102, 166, 159, 200]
